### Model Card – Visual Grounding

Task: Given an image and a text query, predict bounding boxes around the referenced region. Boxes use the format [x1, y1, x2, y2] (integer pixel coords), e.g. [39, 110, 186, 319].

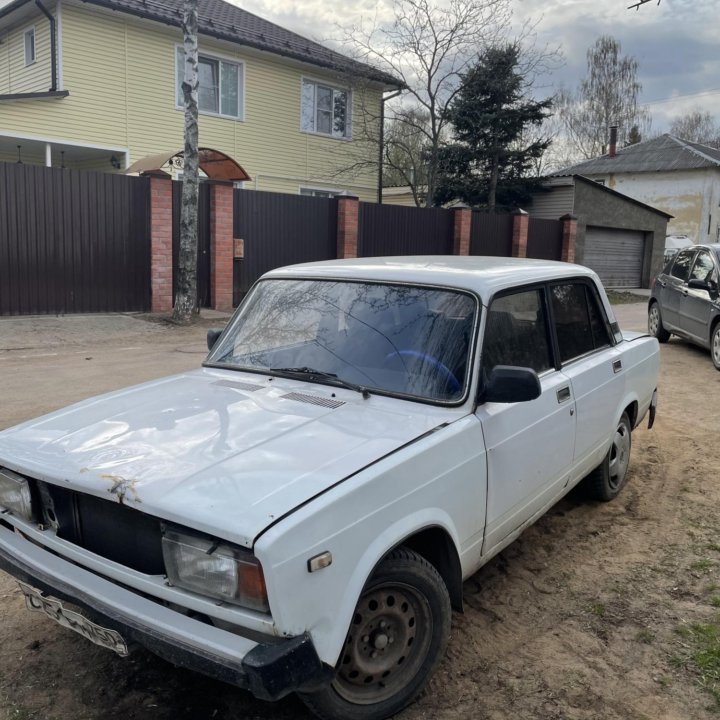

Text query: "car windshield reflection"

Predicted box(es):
[206, 279, 477, 402]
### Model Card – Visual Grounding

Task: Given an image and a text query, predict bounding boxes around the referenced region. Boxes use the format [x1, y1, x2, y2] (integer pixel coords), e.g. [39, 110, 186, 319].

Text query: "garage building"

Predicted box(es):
[529, 175, 671, 288]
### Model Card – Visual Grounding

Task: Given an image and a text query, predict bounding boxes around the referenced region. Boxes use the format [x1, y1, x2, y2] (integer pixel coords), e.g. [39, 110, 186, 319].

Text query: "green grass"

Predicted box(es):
[588, 603, 606, 618]
[711, 597, 720, 609]
[673, 620, 720, 708]
[636, 628, 655, 644]
[691, 559, 715, 572]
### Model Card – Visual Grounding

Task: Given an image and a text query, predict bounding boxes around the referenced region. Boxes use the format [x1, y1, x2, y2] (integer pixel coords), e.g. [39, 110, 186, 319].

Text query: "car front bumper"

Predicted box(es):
[0, 521, 330, 701]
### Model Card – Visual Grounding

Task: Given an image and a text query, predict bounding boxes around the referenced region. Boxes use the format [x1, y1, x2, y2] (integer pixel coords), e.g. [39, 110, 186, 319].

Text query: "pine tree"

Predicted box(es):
[434, 45, 552, 211]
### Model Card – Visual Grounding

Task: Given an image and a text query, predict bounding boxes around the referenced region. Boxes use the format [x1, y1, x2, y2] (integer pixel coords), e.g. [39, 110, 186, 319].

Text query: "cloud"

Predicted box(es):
[232, 0, 720, 131]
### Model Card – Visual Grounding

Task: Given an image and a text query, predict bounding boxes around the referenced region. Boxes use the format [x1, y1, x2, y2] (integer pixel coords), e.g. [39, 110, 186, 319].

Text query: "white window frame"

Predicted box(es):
[300, 76, 352, 140]
[299, 186, 345, 198]
[24, 27, 36, 66]
[175, 45, 245, 121]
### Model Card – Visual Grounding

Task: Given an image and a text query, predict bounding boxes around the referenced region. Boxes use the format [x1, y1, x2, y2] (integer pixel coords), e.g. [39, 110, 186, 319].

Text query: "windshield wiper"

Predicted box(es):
[270, 366, 371, 399]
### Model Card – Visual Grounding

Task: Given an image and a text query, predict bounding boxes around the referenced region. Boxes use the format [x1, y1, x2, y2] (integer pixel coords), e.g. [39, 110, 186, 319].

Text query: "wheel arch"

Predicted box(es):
[397, 526, 463, 612]
[623, 399, 639, 429]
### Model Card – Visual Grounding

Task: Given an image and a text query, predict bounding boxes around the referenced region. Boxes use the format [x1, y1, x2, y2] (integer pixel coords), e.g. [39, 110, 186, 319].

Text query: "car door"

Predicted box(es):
[549, 281, 624, 481]
[661, 248, 696, 330]
[679, 249, 718, 345]
[476, 287, 576, 554]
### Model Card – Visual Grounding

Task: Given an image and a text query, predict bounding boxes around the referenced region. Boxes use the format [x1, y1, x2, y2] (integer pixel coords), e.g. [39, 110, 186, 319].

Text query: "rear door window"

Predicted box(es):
[551, 283, 612, 364]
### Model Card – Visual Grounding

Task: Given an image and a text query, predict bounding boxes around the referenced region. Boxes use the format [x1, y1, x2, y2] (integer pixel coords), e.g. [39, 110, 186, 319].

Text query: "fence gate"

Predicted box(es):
[470, 212, 513, 256]
[233, 190, 337, 303]
[172, 181, 211, 308]
[0, 163, 151, 315]
[359, 203, 453, 256]
[527, 218, 563, 260]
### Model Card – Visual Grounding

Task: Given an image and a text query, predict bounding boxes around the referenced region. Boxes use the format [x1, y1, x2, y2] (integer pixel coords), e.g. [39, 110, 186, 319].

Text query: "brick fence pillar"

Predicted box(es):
[451, 204, 472, 256]
[210, 182, 235, 312]
[149, 176, 173, 313]
[337, 194, 359, 259]
[560, 213, 577, 263]
[511, 208, 529, 258]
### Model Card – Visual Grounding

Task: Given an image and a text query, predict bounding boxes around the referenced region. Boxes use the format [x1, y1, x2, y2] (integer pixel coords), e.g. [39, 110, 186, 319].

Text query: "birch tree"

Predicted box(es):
[558, 36, 650, 160]
[172, 0, 199, 324]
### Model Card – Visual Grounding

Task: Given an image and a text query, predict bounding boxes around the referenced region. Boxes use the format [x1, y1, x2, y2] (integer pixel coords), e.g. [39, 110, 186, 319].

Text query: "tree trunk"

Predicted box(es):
[487, 153, 499, 213]
[172, 0, 199, 324]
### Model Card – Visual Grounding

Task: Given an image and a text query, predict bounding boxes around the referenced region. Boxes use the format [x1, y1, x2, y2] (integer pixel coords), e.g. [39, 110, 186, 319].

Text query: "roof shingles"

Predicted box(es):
[554, 134, 720, 176]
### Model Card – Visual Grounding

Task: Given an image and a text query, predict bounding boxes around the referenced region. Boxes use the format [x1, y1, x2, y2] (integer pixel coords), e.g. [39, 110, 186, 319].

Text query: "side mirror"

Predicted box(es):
[207, 328, 223, 351]
[481, 365, 541, 404]
[688, 278, 711, 292]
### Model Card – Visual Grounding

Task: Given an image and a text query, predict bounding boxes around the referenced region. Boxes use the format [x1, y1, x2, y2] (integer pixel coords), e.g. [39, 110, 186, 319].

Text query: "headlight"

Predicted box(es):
[162, 527, 269, 613]
[0, 468, 34, 522]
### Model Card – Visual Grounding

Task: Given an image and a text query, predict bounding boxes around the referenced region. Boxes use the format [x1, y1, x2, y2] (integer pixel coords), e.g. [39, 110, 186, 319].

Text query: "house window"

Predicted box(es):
[176, 48, 243, 119]
[24, 28, 35, 66]
[301, 79, 351, 139]
[299, 187, 344, 198]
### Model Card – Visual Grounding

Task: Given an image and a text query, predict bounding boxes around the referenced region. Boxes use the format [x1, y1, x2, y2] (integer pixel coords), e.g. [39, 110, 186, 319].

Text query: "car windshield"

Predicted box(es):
[206, 279, 477, 402]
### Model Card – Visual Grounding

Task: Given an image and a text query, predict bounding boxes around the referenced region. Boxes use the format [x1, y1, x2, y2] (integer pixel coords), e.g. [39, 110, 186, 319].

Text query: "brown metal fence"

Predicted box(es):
[0, 162, 150, 316]
[359, 203, 454, 256]
[233, 190, 337, 303]
[470, 212, 513, 256]
[527, 218, 563, 260]
[172, 181, 211, 308]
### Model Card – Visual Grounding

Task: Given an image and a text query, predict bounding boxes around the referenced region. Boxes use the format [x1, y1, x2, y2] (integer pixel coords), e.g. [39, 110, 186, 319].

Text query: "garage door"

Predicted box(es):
[582, 227, 645, 288]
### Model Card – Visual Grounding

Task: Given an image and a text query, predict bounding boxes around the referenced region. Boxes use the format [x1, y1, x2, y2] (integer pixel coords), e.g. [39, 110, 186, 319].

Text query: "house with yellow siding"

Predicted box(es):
[0, 0, 401, 200]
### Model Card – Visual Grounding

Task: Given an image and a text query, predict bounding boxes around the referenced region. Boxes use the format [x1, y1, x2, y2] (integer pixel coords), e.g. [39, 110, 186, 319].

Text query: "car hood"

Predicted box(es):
[0, 368, 460, 547]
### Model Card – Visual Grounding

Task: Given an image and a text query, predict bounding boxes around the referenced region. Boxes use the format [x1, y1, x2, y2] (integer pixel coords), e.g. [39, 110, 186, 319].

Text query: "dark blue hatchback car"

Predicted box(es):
[648, 243, 720, 370]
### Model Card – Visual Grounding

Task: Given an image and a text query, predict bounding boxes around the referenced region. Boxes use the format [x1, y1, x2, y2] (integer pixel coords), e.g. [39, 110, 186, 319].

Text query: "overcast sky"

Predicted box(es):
[233, 0, 720, 134]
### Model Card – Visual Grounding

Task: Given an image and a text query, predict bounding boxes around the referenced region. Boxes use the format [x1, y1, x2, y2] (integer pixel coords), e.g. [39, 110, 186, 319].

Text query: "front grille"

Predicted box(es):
[38, 481, 164, 575]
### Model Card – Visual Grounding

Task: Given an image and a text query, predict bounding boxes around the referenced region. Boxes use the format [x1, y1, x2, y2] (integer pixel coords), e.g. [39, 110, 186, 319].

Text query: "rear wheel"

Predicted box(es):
[583, 412, 632, 502]
[300, 547, 451, 720]
[648, 302, 670, 343]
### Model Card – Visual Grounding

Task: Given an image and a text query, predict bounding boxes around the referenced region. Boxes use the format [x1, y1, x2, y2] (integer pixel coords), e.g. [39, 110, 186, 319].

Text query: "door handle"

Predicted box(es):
[556, 386, 571, 403]
[612, 359, 622, 373]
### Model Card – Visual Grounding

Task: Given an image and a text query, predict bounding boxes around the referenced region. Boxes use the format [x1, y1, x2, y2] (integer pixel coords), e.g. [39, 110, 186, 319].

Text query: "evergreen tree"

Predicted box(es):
[434, 44, 552, 211]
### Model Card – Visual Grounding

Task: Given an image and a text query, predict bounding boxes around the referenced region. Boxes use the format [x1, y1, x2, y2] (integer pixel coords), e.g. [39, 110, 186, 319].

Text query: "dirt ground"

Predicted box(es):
[2, 305, 720, 720]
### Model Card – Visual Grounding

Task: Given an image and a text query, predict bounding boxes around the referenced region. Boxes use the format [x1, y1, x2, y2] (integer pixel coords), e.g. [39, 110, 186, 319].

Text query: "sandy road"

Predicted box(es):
[2, 304, 720, 720]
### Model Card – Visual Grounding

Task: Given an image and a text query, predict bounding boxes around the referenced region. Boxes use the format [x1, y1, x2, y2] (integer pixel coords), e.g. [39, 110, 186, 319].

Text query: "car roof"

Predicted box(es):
[263, 256, 599, 305]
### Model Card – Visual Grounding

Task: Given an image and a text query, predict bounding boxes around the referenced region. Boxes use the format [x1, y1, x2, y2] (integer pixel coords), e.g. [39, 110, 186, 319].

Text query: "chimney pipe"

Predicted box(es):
[609, 125, 618, 158]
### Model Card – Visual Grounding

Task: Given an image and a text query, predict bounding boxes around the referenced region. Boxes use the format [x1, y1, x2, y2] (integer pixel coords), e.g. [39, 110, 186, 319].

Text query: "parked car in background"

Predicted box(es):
[664, 235, 692, 264]
[0, 257, 659, 720]
[648, 243, 720, 370]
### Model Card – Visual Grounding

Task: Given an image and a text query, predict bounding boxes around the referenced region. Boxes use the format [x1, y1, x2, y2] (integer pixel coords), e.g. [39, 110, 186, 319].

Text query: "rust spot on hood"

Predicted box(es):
[103, 475, 141, 505]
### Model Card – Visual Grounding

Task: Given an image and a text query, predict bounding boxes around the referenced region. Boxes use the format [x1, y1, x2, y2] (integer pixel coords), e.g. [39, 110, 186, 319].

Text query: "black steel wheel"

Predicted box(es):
[300, 547, 451, 720]
[648, 302, 670, 343]
[583, 412, 632, 502]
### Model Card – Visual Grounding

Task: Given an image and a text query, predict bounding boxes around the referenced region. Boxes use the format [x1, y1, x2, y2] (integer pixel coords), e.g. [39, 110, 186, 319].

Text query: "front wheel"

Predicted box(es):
[583, 412, 632, 502]
[711, 323, 720, 371]
[300, 547, 451, 720]
[648, 302, 670, 343]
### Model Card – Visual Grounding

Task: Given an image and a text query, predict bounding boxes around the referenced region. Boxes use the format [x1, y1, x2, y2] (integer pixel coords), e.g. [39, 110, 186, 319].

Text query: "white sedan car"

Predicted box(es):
[0, 257, 659, 720]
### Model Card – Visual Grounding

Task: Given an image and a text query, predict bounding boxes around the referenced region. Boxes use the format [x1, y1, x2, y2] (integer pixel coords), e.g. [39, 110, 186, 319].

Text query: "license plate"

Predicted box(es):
[17, 581, 129, 657]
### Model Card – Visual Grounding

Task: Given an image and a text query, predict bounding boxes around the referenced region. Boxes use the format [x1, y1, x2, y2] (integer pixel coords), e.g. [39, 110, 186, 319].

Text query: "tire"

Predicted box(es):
[711, 323, 720, 371]
[583, 412, 632, 502]
[300, 547, 451, 720]
[648, 302, 670, 343]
